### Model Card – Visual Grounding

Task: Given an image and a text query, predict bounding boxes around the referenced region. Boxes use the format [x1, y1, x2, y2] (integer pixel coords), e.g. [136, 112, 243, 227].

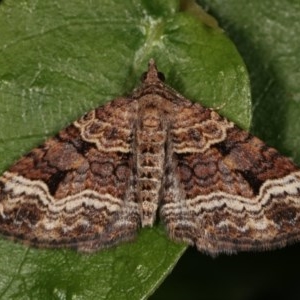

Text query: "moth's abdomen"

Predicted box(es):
[136, 103, 168, 227]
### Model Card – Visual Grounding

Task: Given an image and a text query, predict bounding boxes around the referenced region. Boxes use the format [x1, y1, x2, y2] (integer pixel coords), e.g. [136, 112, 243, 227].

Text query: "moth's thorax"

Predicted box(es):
[136, 95, 171, 226]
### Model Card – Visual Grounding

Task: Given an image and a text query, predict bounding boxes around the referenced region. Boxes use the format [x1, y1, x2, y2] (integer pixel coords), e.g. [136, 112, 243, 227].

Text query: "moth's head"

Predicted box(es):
[141, 59, 165, 85]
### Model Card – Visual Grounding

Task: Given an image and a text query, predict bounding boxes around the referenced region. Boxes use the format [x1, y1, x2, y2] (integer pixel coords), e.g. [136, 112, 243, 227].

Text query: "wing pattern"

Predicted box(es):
[0, 98, 140, 251]
[160, 101, 300, 255]
[1, 59, 300, 256]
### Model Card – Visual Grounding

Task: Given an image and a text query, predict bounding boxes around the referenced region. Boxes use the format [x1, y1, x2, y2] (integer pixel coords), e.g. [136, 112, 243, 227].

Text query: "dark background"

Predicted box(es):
[152, 244, 300, 299]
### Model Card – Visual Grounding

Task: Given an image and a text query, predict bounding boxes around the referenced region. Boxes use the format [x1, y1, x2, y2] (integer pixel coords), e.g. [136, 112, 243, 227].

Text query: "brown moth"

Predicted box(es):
[1, 59, 300, 256]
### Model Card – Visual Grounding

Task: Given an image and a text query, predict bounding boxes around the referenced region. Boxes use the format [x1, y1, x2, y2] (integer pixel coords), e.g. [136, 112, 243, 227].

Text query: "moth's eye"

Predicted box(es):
[158, 72, 165, 82]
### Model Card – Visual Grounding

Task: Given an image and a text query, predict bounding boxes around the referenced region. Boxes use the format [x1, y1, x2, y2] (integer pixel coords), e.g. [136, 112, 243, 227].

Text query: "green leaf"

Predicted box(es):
[0, 0, 250, 299]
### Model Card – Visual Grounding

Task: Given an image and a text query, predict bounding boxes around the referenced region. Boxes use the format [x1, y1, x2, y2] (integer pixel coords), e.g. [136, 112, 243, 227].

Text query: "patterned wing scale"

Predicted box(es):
[1, 59, 300, 256]
[0, 97, 140, 251]
[161, 101, 300, 256]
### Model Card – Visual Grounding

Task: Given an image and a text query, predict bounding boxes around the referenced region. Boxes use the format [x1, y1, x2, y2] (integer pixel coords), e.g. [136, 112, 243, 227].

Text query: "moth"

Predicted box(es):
[0, 59, 300, 256]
